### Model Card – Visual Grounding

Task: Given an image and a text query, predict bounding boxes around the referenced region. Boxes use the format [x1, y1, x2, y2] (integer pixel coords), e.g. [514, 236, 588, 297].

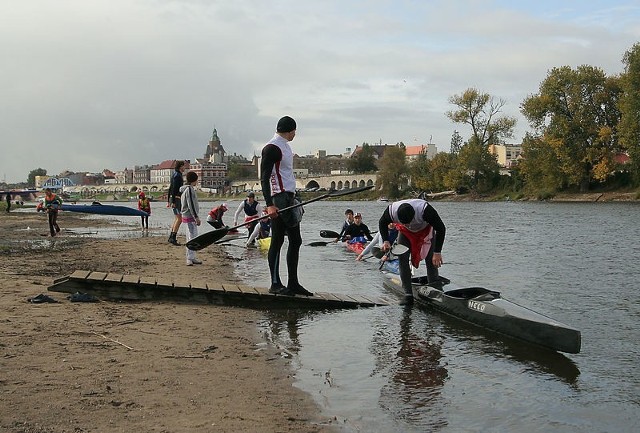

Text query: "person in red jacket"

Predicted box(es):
[207, 203, 228, 229]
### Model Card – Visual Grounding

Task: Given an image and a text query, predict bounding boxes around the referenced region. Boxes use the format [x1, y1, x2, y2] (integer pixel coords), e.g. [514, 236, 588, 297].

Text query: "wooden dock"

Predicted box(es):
[48, 270, 391, 309]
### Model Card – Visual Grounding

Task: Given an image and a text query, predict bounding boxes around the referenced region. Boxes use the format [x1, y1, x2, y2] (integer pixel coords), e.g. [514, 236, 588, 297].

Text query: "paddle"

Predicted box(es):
[320, 229, 377, 239]
[308, 241, 334, 247]
[320, 230, 341, 239]
[187, 185, 374, 251]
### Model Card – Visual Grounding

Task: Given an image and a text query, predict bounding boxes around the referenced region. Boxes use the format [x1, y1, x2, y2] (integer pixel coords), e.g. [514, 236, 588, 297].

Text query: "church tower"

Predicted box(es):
[205, 128, 225, 163]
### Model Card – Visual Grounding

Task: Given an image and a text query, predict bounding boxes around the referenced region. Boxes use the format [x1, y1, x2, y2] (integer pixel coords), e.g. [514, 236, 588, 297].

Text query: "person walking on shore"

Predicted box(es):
[260, 116, 312, 296]
[379, 199, 446, 305]
[167, 160, 186, 245]
[180, 171, 202, 266]
[5, 191, 11, 212]
[44, 188, 62, 237]
[138, 192, 151, 229]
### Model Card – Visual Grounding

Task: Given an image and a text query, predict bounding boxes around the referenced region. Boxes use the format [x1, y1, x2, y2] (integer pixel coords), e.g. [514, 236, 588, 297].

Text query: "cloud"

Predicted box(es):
[1, 0, 638, 183]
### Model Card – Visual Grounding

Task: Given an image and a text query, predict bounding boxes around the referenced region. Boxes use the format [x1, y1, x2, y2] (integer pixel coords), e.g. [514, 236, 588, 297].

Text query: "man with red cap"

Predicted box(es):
[207, 203, 228, 229]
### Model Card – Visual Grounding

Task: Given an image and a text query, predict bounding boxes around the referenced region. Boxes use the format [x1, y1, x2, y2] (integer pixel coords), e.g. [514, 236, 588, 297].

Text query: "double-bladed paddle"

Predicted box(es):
[320, 230, 341, 239]
[318, 229, 378, 243]
[307, 241, 334, 247]
[187, 185, 374, 251]
[309, 229, 342, 246]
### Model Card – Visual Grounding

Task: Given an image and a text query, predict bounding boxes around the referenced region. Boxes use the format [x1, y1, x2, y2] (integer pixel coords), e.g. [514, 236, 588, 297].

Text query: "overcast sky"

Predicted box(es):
[1, 0, 639, 183]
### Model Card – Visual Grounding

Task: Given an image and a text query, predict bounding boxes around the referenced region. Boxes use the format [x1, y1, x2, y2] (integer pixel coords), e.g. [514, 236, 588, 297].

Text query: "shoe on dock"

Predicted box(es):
[288, 284, 313, 296]
[269, 284, 294, 295]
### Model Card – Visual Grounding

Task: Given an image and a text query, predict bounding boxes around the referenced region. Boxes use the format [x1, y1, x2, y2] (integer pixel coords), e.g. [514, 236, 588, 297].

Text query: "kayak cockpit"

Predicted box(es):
[445, 287, 501, 301]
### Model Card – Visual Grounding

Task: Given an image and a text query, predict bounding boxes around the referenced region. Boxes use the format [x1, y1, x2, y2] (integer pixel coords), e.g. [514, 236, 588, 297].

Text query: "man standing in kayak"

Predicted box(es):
[379, 199, 446, 305]
[260, 116, 313, 297]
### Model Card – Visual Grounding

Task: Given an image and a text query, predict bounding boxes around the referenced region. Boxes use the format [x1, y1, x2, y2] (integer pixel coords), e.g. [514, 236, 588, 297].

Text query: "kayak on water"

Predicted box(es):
[62, 204, 148, 217]
[345, 235, 369, 255]
[257, 237, 271, 250]
[381, 272, 581, 354]
[345, 241, 367, 255]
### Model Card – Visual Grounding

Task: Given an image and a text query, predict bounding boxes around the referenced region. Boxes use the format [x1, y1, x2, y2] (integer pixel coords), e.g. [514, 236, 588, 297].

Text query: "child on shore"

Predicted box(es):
[137, 192, 151, 229]
[180, 171, 202, 266]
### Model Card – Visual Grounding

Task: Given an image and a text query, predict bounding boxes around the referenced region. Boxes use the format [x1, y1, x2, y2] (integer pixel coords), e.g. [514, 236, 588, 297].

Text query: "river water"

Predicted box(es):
[72, 199, 640, 432]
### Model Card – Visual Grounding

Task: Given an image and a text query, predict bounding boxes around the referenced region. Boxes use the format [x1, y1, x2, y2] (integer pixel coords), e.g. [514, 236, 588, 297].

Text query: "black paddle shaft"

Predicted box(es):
[186, 185, 374, 251]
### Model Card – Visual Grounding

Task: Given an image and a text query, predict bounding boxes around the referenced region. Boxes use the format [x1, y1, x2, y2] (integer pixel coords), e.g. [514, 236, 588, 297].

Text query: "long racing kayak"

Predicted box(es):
[62, 204, 148, 217]
[382, 272, 581, 354]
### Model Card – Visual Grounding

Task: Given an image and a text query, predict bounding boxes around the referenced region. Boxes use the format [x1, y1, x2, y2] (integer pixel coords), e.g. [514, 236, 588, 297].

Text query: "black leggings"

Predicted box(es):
[48, 211, 60, 236]
[397, 233, 439, 295]
[268, 216, 302, 287]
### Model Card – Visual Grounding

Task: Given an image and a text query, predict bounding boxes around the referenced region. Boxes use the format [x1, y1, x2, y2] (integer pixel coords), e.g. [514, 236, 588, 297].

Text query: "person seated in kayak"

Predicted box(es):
[379, 199, 446, 306]
[357, 222, 398, 261]
[233, 192, 263, 235]
[333, 208, 355, 242]
[207, 203, 228, 229]
[343, 212, 373, 244]
[246, 209, 271, 247]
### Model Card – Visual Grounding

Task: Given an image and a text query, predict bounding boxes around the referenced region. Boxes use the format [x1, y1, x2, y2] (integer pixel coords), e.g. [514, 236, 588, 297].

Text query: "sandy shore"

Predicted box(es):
[0, 211, 336, 433]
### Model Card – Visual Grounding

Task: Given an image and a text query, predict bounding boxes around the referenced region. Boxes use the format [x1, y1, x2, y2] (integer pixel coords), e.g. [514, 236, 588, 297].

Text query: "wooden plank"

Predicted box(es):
[104, 273, 123, 283]
[329, 294, 350, 304]
[343, 294, 385, 306]
[139, 276, 157, 286]
[173, 280, 191, 291]
[314, 292, 343, 302]
[69, 270, 91, 280]
[52, 276, 69, 284]
[221, 284, 244, 294]
[121, 274, 140, 284]
[236, 285, 260, 295]
[190, 280, 208, 291]
[87, 272, 108, 281]
[254, 287, 271, 296]
[355, 294, 379, 304]
[206, 283, 226, 294]
[155, 277, 174, 289]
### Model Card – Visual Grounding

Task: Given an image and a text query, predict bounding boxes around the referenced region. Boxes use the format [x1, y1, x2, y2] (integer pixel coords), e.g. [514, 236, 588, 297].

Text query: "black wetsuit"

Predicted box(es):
[260, 143, 303, 290]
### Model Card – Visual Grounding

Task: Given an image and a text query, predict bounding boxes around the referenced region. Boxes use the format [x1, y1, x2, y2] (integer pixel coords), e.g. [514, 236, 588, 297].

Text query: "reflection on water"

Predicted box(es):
[378, 307, 448, 431]
[417, 303, 581, 385]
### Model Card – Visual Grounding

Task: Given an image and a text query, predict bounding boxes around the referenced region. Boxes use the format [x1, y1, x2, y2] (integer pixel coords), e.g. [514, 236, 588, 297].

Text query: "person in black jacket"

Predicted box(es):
[343, 212, 373, 242]
[167, 160, 186, 245]
[379, 199, 446, 305]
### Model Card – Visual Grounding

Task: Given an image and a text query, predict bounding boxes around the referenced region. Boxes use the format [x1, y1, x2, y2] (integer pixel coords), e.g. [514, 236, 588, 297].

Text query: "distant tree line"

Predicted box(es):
[372, 43, 640, 199]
